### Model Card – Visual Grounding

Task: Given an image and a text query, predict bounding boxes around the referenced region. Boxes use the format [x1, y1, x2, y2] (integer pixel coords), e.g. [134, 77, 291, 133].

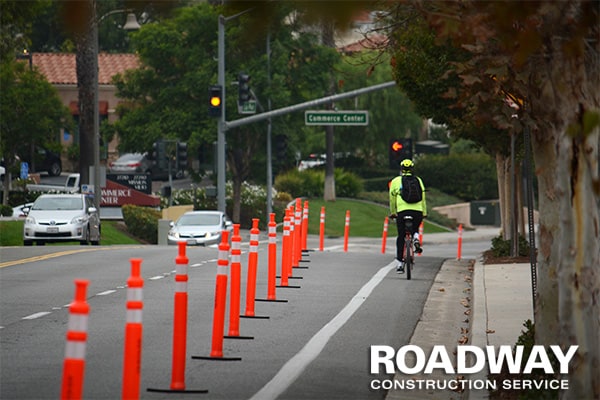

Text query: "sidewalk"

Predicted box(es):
[385, 228, 534, 400]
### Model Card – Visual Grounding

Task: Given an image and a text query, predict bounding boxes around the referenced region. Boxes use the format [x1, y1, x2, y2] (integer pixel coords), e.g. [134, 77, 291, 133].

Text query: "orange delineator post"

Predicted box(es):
[122, 258, 144, 400]
[170, 243, 189, 390]
[418, 222, 424, 257]
[227, 225, 242, 336]
[319, 206, 325, 251]
[293, 199, 302, 266]
[61, 279, 90, 400]
[457, 224, 463, 261]
[287, 207, 296, 275]
[147, 242, 208, 393]
[267, 213, 277, 300]
[343, 210, 350, 252]
[210, 230, 230, 358]
[279, 213, 291, 287]
[381, 216, 389, 254]
[243, 219, 260, 317]
[301, 200, 309, 251]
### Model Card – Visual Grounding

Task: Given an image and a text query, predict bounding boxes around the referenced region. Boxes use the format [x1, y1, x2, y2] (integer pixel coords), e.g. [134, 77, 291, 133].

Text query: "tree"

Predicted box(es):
[386, 2, 599, 397]
[112, 2, 339, 223]
[0, 59, 73, 204]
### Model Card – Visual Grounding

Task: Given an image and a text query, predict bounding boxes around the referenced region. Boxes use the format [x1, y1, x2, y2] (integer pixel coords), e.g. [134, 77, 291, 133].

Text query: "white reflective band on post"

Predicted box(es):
[218, 250, 229, 260]
[232, 254, 241, 263]
[127, 288, 143, 302]
[217, 265, 228, 275]
[68, 314, 89, 332]
[126, 309, 143, 323]
[65, 341, 86, 360]
[250, 244, 258, 252]
[269, 226, 276, 235]
[269, 236, 276, 244]
[176, 264, 188, 276]
[251, 234, 258, 242]
[175, 281, 188, 293]
[283, 230, 290, 237]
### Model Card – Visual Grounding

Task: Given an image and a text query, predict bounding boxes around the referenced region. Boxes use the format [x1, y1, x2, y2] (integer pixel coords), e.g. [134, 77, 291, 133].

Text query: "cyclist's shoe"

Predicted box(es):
[414, 240, 423, 254]
[396, 260, 405, 274]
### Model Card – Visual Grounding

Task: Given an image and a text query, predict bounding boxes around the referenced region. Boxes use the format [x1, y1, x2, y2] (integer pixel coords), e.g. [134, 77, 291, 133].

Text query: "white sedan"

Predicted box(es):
[168, 210, 233, 246]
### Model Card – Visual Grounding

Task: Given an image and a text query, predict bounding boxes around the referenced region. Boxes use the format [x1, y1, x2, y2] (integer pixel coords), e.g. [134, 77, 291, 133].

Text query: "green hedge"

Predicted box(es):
[274, 169, 363, 199]
[415, 153, 498, 201]
[122, 204, 161, 244]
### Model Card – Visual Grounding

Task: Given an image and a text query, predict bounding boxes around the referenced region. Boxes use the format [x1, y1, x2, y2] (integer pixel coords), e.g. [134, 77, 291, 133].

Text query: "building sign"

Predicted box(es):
[107, 173, 151, 194]
[101, 178, 160, 207]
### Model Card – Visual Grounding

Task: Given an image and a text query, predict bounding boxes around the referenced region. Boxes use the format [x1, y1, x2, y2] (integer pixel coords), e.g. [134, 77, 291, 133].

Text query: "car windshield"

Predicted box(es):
[32, 197, 82, 211]
[177, 214, 220, 226]
[117, 154, 143, 162]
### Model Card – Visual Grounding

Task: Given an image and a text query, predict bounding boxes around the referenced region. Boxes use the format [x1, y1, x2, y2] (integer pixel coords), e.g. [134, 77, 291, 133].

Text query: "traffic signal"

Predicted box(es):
[176, 142, 188, 170]
[274, 134, 287, 159]
[208, 85, 222, 117]
[152, 140, 167, 170]
[238, 72, 250, 104]
[389, 138, 413, 169]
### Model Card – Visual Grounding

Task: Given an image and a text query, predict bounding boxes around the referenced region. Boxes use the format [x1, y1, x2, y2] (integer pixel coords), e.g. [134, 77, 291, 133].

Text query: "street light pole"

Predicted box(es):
[91, 10, 139, 214]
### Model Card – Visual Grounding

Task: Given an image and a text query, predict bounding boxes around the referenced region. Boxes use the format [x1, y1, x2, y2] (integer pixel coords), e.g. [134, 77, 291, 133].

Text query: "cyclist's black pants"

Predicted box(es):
[395, 210, 423, 261]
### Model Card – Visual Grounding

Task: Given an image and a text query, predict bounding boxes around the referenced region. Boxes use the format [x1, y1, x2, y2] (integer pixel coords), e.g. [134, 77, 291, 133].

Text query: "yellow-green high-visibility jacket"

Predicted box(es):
[389, 174, 427, 216]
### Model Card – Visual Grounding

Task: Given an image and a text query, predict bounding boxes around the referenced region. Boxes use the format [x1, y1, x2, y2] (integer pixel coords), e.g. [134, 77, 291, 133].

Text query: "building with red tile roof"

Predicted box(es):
[26, 53, 140, 165]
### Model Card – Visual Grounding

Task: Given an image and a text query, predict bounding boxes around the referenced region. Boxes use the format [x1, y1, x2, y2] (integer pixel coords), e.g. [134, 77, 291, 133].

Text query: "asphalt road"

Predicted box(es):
[1, 237, 447, 400]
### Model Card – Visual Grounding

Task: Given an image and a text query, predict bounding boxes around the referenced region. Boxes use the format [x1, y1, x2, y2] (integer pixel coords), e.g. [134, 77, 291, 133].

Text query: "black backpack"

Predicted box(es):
[401, 175, 422, 203]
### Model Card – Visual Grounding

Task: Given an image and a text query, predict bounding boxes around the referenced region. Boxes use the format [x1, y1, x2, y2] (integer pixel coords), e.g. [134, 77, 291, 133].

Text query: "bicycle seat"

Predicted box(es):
[403, 215, 414, 220]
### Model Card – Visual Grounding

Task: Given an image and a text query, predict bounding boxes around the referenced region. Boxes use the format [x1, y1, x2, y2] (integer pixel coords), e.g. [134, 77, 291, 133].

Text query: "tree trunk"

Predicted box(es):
[532, 106, 599, 399]
[75, 0, 97, 186]
[322, 19, 336, 202]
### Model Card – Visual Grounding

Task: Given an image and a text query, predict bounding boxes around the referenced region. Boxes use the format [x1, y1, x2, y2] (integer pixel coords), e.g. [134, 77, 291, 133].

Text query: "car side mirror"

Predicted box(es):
[88, 207, 97, 214]
[169, 221, 174, 227]
[22, 207, 30, 215]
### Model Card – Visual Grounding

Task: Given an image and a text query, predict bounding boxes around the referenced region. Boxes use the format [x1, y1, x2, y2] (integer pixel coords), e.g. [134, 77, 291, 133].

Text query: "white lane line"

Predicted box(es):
[22, 311, 52, 320]
[250, 261, 395, 400]
[96, 290, 117, 296]
[149, 276, 164, 280]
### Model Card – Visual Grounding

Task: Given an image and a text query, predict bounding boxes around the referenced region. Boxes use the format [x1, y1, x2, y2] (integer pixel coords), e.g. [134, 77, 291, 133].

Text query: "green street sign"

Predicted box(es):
[238, 100, 257, 114]
[305, 110, 369, 126]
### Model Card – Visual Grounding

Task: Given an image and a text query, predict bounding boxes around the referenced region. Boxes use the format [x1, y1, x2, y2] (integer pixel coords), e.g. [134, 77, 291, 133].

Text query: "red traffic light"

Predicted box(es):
[391, 141, 403, 151]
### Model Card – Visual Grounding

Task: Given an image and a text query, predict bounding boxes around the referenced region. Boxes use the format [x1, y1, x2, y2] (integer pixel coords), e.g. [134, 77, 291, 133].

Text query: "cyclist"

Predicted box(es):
[389, 159, 427, 273]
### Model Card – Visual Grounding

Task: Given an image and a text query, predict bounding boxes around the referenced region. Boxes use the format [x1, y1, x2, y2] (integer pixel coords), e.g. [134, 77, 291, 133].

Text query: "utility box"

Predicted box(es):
[470, 200, 501, 226]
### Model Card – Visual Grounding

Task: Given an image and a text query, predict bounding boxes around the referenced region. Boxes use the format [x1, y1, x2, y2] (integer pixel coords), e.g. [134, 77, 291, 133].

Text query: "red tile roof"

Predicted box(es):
[339, 34, 388, 54]
[32, 53, 140, 85]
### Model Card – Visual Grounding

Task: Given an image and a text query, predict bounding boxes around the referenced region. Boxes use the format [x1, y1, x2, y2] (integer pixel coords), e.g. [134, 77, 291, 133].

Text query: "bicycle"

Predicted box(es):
[390, 214, 415, 280]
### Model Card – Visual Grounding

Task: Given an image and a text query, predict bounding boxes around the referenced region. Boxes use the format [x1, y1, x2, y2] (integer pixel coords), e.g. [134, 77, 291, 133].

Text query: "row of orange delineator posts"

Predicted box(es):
[60, 198, 350, 399]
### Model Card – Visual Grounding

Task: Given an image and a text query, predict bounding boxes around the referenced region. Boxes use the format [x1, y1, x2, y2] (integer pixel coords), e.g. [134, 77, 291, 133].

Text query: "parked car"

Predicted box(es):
[23, 194, 100, 246]
[168, 211, 233, 246]
[108, 153, 152, 174]
[297, 154, 326, 171]
[19, 146, 62, 176]
[12, 202, 34, 218]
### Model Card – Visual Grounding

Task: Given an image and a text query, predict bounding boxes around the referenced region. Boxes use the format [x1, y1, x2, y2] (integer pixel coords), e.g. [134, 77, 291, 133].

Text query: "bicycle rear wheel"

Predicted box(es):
[404, 236, 412, 280]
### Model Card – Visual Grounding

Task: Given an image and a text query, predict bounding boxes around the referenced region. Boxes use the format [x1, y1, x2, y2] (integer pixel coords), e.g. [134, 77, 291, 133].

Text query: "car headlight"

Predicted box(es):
[25, 216, 36, 225]
[169, 230, 179, 238]
[71, 215, 87, 224]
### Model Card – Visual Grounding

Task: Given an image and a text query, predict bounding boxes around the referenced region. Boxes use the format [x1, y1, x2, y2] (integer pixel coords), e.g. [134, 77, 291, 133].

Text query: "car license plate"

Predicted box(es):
[187, 239, 196, 245]
[47, 227, 59, 233]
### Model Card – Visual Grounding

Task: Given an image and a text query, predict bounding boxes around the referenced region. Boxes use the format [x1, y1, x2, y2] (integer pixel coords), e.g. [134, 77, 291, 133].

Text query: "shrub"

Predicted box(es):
[274, 168, 362, 198]
[490, 234, 531, 257]
[0, 204, 12, 216]
[122, 204, 161, 244]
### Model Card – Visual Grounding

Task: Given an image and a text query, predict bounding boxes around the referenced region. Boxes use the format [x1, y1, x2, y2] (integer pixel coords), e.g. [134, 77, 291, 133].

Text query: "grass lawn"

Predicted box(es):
[304, 198, 449, 238]
[0, 220, 140, 247]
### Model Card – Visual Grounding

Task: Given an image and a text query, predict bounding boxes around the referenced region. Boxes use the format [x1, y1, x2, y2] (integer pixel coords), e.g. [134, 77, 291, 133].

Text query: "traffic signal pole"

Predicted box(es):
[215, 9, 396, 212]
